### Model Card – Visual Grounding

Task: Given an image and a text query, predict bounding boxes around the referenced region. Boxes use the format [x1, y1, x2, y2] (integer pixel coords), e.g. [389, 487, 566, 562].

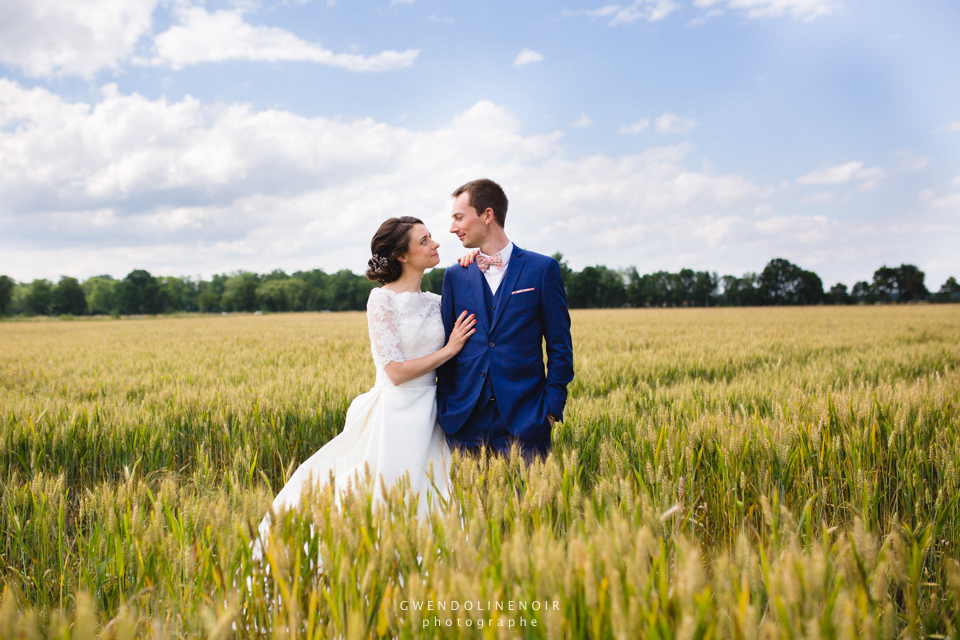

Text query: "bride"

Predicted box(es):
[256, 216, 477, 545]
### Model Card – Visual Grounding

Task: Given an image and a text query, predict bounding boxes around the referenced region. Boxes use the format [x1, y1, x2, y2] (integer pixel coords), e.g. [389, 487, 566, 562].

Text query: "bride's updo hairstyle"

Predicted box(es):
[366, 216, 424, 284]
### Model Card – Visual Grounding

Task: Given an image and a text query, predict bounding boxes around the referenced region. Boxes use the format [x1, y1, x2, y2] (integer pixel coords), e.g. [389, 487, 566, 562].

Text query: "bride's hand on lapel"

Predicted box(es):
[457, 249, 480, 267]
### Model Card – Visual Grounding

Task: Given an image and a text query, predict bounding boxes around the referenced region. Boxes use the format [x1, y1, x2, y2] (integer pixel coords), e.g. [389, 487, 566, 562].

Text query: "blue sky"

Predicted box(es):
[1, 0, 958, 289]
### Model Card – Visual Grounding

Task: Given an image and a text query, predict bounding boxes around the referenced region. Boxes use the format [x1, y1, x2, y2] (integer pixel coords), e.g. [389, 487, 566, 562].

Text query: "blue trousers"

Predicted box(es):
[446, 395, 550, 460]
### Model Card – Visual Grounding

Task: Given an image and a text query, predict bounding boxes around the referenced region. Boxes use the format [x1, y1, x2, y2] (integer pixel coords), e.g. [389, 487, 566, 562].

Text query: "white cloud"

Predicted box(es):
[893, 150, 929, 173]
[149, 6, 418, 71]
[691, 215, 743, 248]
[801, 191, 834, 205]
[514, 49, 544, 67]
[565, 0, 679, 25]
[921, 179, 960, 210]
[693, 0, 839, 21]
[754, 215, 834, 245]
[797, 162, 860, 184]
[572, 114, 593, 128]
[0, 79, 785, 280]
[687, 8, 724, 26]
[852, 166, 885, 191]
[5, 80, 953, 285]
[0, 0, 417, 77]
[655, 112, 699, 134]
[796, 161, 886, 191]
[931, 194, 960, 209]
[620, 118, 650, 134]
[947, 121, 960, 132]
[0, 0, 158, 78]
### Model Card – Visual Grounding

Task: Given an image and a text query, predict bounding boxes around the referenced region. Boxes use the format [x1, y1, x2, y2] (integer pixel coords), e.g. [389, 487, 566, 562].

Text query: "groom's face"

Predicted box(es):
[449, 192, 491, 249]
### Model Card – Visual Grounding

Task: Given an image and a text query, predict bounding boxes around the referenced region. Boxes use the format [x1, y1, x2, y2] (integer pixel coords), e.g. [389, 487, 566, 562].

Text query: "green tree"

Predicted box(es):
[626, 270, 673, 307]
[872, 264, 928, 302]
[567, 266, 626, 308]
[221, 272, 261, 312]
[624, 268, 646, 307]
[283, 278, 309, 311]
[324, 270, 377, 311]
[758, 258, 823, 305]
[719, 274, 759, 306]
[158, 276, 200, 312]
[851, 281, 875, 304]
[293, 269, 330, 310]
[422, 267, 446, 295]
[673, 269, 696, 306]
[10, 283, 29, 315]
[0, 275, 13, 316]
[24, 279, 53, 316]
[117, 270, 164, 315]
[797, 270, 824, 305]
[253, 270, 303, 312]
[652, 271, 685, 307]
[260, 269, 290, 283]
[256, 278, 308, 311]
[598, 268, 627, 308]
[692, 271, 719, 307]
[53, 276, 88, 315]
[871, 267, 897, 302]
[934, 276, 960, 303]
[84, 277, 119, 315]
[197, 275, 228, 312]
[827, 283, 851, 305]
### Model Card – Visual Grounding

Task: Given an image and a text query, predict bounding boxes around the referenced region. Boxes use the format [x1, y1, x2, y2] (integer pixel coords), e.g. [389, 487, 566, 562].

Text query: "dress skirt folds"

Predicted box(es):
[259, 377, 450, 540]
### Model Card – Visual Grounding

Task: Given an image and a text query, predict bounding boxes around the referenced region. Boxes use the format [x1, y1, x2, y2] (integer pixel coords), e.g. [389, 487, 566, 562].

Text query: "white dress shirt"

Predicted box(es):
[479, 241, 513, 295]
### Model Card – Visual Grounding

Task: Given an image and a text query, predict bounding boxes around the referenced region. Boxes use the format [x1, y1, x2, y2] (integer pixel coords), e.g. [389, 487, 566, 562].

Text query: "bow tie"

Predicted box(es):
[477, 252, 504, 272]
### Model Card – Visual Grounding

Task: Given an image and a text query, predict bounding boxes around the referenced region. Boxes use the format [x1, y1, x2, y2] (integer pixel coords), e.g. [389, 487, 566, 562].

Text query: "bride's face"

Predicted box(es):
[400, 223, 441, 271]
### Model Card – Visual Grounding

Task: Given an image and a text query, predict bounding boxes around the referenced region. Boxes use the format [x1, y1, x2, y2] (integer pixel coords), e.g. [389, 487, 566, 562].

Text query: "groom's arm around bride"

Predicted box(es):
[436, 179, 574, 458]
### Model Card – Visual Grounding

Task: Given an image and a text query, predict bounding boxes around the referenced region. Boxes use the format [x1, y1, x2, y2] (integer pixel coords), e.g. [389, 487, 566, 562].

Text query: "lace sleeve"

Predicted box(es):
[367, 289, 405, 368]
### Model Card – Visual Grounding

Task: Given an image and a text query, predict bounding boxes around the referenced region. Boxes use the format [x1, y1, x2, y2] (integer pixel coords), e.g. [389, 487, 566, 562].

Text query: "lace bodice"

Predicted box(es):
[366, 288, 445, 387]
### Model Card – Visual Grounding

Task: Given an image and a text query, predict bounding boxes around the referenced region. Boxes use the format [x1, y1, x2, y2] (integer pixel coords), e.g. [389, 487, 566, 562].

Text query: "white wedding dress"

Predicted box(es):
[256, 288, 452, 545]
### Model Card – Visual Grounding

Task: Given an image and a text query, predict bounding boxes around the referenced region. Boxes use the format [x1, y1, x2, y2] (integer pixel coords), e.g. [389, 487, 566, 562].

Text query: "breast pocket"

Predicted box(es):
[506, 287, 538, 312]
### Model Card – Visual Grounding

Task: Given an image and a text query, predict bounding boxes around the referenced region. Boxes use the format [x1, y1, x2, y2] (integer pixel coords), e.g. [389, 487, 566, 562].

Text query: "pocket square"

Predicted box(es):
[511, 287, 535, 295]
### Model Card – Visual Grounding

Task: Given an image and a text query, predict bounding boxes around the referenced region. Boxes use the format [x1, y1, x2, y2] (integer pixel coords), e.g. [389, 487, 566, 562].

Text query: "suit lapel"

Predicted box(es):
[489, 246, 525, 333]
[466, 262, 491, 331]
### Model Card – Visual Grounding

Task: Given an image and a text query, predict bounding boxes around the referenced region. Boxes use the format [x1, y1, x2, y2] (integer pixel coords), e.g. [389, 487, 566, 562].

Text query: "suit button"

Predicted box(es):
[488, 341, 495, 348]
[480, 370, 486, 377]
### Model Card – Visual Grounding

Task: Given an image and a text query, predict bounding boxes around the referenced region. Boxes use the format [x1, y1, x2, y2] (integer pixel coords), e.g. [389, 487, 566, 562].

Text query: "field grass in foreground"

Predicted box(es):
[2, 306, 960, 638]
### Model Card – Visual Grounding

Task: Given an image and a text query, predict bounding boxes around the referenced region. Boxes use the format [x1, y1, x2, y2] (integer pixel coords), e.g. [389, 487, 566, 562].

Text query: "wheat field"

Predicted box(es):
[2, 306, 960, 638]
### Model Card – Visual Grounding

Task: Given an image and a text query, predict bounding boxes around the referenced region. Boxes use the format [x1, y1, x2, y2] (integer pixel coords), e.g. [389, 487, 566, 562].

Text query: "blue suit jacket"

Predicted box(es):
[436, 246, 574, 441]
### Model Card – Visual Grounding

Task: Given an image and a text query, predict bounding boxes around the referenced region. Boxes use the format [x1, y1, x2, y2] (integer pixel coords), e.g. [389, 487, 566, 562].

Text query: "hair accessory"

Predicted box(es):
[370, 253, 390, 273]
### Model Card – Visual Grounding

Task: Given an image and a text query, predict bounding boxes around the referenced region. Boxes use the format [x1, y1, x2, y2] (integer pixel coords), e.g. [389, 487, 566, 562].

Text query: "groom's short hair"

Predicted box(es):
[452, 179, 508, 228]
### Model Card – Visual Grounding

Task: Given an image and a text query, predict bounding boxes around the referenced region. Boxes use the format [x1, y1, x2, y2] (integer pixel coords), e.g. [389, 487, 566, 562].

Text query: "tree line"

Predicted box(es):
[0, 269, 381, 317]
[555, 257, 960, 308]
[0, 257, 958, 317]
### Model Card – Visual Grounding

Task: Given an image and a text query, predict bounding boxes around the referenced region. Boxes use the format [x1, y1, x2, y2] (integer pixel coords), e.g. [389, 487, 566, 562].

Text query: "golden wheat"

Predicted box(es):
[1, 306, 959, 638]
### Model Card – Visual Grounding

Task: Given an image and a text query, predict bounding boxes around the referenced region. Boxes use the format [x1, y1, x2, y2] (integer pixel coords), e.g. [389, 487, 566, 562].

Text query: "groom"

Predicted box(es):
[436, 179, 574, 459]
